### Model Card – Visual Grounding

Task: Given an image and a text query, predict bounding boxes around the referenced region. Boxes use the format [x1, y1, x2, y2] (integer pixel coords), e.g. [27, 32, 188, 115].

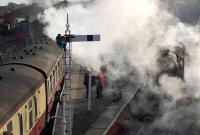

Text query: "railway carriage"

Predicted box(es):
[15, 19, 29, 40]
[0, 37, 64, 135]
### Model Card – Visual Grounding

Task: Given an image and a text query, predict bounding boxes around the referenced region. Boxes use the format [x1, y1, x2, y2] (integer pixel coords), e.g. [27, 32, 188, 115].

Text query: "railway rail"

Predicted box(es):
[103, 86, 141, 135]
[0, 36, 26, 63]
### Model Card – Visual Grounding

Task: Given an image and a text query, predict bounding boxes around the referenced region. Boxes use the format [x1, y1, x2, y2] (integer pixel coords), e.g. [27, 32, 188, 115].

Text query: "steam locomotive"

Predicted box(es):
[156, 45, 185, 83]
[0, 37, 64, 135]
[128, 45, 185, 122]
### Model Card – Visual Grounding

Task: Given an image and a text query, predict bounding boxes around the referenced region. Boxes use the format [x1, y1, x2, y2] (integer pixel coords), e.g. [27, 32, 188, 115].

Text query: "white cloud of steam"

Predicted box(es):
[40, 0, 170, 73]
[39, 0, 200, 133]
[39, 0, 200, 89]
[151, 104, 200, 134]
[185, 43, 200, 98]
[67, 0, 92, 2]
[159, 75, 185, 100]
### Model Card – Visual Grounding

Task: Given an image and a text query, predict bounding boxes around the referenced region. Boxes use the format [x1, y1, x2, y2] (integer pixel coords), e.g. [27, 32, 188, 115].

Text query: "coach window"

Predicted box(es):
[50, 74, 52, 92]
[34, 96, 38, 121]
[57, 65, 59, 80]
[55, 64, 58, 82]
[57, 63, 59, 76]
[6, 121, 13, 132]
[47, 79, 51, 98]
[47, 79, 49, 91]
[28, 99, 33, 129]
[60, 57, 63, 72]
[18, 113, 23, 135]
[53, 70, 56, 87]
[60, 58, 63, 72]
[55, 69, 57, 84]
[55, 65, 58, 82]
[60, 57, 63, 71]
[58, 61, 60, 76]
[54, 66, 57, 82]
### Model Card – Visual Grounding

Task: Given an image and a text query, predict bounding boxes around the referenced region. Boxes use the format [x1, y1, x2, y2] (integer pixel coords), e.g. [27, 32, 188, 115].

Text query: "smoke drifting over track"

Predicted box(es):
[39, 0, 200, 134]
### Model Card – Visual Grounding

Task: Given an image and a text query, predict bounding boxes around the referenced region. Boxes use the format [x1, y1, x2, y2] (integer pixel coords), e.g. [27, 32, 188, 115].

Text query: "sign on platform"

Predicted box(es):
[66, 34, 100, 42]
[56, 34, 100, 48]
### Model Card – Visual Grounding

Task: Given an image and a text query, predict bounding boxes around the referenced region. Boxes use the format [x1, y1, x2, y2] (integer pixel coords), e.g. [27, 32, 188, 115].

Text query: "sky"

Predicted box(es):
[0, 0, 29, 6]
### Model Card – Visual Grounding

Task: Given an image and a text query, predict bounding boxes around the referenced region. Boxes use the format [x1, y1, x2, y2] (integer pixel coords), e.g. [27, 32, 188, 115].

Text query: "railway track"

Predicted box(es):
[135, 123, 149, 135]
[0, 36, 25, 63]
[0, 40, 16, 62]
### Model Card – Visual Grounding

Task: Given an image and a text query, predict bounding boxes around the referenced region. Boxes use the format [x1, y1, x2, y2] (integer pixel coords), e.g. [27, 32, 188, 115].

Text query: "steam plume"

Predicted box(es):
[39, 0, 200, 134]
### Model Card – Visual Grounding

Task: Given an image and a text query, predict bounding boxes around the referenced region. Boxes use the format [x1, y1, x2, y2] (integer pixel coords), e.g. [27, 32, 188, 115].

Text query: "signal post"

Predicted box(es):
[55, 14, 100, 135]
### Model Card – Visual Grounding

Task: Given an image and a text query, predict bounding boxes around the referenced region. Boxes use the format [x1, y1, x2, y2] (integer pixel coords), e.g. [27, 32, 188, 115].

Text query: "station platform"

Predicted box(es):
[52, 64, 140, 135]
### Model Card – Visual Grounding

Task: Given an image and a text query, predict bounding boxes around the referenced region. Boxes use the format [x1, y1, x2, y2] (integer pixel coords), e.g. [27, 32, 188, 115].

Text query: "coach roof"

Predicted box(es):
[6, 38, 63, 76]
[0, 64, 44, 125]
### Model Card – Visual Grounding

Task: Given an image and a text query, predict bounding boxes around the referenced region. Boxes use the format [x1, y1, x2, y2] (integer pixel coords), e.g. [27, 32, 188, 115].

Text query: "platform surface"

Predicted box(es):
[53, 64, 140, 135]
